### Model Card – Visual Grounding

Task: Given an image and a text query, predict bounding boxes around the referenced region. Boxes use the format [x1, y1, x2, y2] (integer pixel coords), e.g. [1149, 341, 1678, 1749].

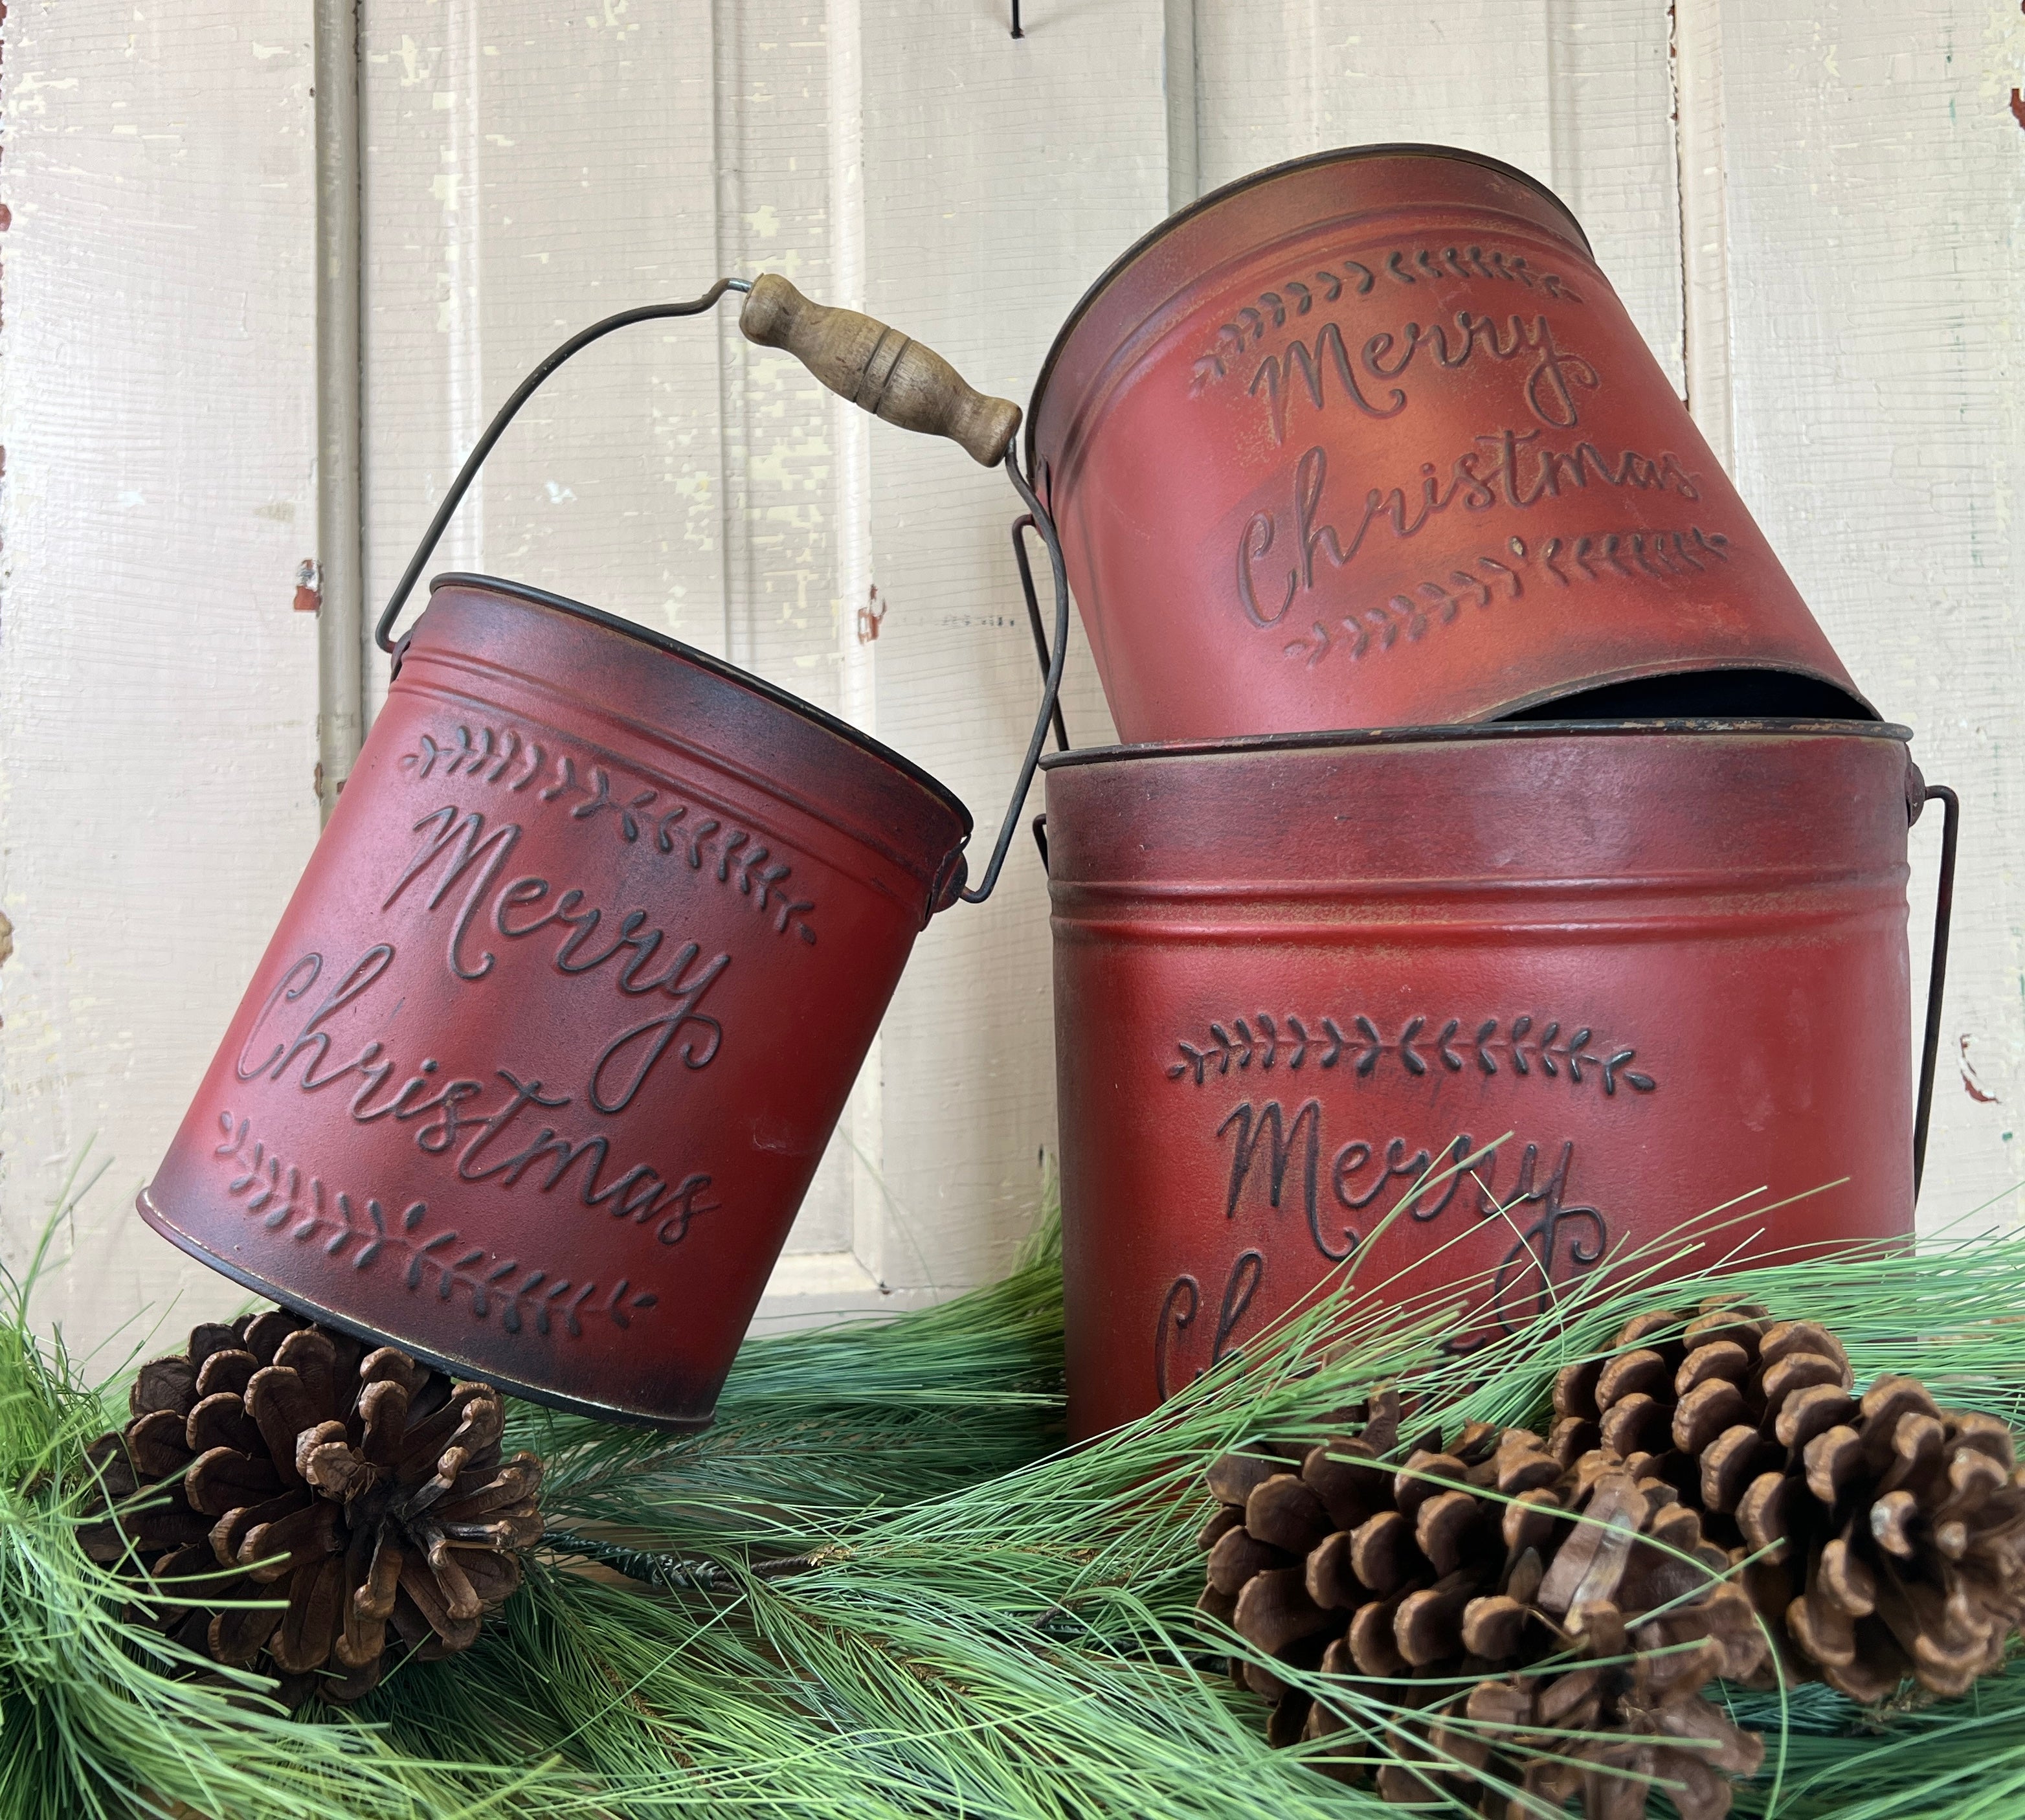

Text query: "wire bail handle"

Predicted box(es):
[375, 275, 1064, 908]
[1909, 772, 1960, 1202]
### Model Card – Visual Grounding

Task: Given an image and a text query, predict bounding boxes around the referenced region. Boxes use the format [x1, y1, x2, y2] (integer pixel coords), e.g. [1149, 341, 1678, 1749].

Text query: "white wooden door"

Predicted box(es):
[0, 2, 322, 1346]
[4, 1, 2022, 1354]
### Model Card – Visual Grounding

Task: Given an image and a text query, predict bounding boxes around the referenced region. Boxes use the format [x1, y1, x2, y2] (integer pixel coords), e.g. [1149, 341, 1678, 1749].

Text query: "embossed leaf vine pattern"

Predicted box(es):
[214, 1112, 659, 1339]
[1281, 527, 1732, 669]
[401, 723, 818, 944]
[1166, 1013, 1656, 1097]
[1192, 243, 1583, 390]
[1531, 526, 1730, 586]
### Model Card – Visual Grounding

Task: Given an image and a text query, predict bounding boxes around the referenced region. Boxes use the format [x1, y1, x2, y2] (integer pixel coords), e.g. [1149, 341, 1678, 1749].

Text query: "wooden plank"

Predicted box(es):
[1673, 0, 1732, 460]
[1717, 0, 2025, 1225]
[316, 0, 366, 817]
[360, 0, 725, 719]
[1191, 1, 1682, 385]
[1192, 3, 1554, 187]
[0, 3, 321, 1345]
[711, 0, 863, 1263]
[848, 0, 1165, 1295]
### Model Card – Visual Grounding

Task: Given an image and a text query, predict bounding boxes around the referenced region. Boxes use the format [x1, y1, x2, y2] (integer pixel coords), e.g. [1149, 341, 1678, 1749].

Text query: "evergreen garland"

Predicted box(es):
[9, 1153, 2025, 1819]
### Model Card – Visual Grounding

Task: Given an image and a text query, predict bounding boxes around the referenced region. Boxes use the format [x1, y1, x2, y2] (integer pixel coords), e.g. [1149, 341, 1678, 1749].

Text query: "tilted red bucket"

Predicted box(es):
[1044, 721, 1951, 1439]
[137, 275, 1070, 1427]
[140, 577, 971, 1426]
[1027, 145, 1872, 743]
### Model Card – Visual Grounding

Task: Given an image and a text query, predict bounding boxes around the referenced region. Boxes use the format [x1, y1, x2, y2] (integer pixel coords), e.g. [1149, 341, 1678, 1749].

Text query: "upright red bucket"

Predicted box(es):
[140, 577, 971, 1427]
[1027, 145, 1871, 743]
[1045, 721, 1946, 1439]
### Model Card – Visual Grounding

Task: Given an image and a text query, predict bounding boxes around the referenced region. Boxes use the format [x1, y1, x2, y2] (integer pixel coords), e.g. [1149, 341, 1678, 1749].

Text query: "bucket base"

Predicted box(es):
[135, 1185, 715, 1432]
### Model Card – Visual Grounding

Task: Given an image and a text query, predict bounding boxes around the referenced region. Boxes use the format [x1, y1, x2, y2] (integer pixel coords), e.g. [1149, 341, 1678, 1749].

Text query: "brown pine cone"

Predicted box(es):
[82, 1307, 543, 1705]
[1741, 1374, 2025, 1700]
[1547, 1298, 1837, 1506]
[1198, 1393, 1765, 1815]
[1558, 1302, 2025, 1703]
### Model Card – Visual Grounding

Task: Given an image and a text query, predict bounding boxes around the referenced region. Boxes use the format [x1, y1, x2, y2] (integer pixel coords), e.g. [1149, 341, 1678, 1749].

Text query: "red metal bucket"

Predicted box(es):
[137, 278, 1066, 1428]
[1043, 722, 1951, 1439]
[139, 576, 972, 1426]
[1027, 145, 1872, 743]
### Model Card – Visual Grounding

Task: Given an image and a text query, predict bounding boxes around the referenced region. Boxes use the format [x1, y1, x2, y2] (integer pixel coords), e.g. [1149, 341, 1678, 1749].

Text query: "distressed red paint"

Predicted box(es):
[1045, 721, 1925, 1439]
[139, 575, 970, 1428]
[1027, 145, 1872, 742]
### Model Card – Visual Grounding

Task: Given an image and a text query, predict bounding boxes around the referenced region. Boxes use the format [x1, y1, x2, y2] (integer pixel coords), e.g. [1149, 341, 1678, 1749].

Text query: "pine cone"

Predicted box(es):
[1546, 1297, 1828, 1503]
[1199, 1391, 1765, 1815]
[1558, 1301, 2025, 1702]
[82, 1308, 543, 1705]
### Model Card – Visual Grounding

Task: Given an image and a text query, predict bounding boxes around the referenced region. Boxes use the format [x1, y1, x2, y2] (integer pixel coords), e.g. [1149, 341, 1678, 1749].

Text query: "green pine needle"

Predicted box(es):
[10, 1152, 2025, 1817]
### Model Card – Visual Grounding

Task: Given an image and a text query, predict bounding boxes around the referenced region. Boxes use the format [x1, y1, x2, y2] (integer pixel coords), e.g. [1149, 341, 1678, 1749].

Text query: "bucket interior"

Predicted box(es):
[1500, 668, 1876, 724]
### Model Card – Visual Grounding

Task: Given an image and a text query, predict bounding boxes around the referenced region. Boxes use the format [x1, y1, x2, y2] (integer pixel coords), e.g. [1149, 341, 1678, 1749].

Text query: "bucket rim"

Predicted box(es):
[1025, 141, 1591, 472]
[137, 1187, 715, 1432]
[425, 571, 974, 834]
[1039, 716, 1915, 772]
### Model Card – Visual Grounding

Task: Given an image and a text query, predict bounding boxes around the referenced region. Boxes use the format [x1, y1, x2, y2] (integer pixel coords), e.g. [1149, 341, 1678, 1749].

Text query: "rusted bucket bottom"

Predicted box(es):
[138, 1185, 713, 1430]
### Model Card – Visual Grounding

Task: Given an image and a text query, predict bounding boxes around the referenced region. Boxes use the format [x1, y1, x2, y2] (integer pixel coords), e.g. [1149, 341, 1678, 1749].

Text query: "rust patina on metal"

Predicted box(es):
[1027, 144, 1873, 743]
[1044, 720, 1936, 1441]
[139, 576, 972, 1428]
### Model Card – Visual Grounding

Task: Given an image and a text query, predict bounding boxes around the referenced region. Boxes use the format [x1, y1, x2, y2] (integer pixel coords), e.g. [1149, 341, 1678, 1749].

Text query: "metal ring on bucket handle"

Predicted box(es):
[374, 276, 1067, 908]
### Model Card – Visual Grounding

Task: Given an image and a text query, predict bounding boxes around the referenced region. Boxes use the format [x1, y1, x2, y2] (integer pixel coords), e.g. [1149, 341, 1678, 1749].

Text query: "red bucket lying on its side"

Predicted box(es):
[1027, 144, 1872, 743]
[1045, 720, 1938, 1440]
